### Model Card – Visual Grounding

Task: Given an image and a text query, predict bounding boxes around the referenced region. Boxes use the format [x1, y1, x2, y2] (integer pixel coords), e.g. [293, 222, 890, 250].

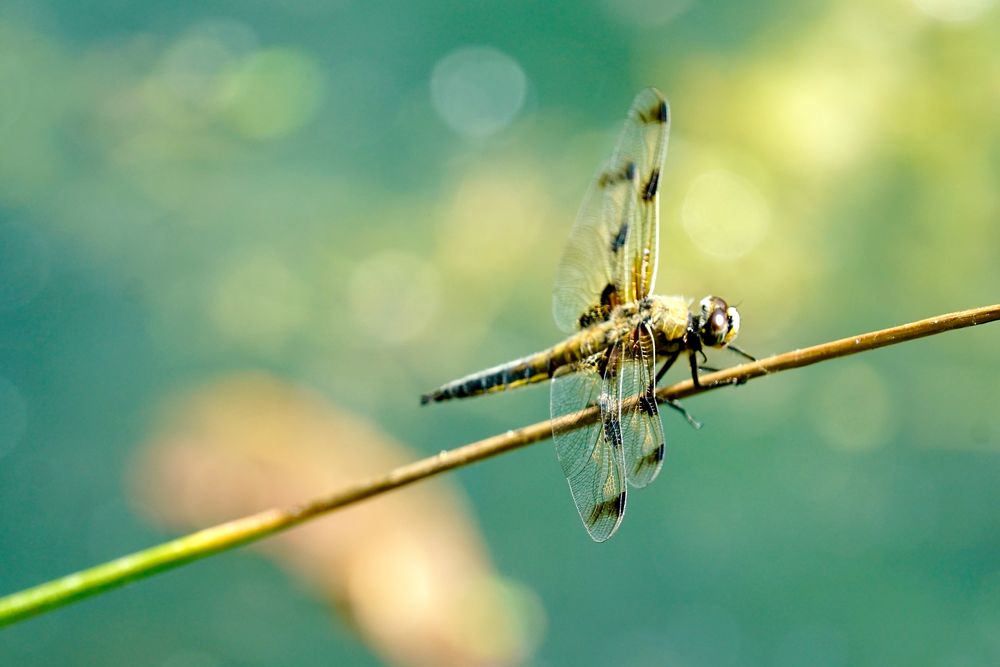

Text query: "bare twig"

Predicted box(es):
[1, 304, 997, 627]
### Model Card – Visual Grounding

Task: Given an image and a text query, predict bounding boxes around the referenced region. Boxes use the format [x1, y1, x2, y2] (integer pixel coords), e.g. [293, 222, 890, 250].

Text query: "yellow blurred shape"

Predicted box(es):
[160, 20, 257, 110]
[129, 373, 543, 667]
[912, 0, 996, 22]
[348, 250, 441, 345]
[208, 250, 310, 351]
[765, 69, 875, 172]
[219, 48, 325, 139]
[677, 3, 908, 177]
[449, 575, 545, 663]
[682, 169, 770, 260]
[436, 162, 549, 283]
[813, 362, 895, 452]
[748, 6, 904, 176]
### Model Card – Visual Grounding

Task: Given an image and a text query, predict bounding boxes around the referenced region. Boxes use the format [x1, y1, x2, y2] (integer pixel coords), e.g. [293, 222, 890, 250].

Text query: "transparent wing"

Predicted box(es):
[550, 346, 627, 542]
[551, 156, 638, 333]
[552, 87, 671, 333]
[617, 88, 670, 303]
[620, 323, 666, 488]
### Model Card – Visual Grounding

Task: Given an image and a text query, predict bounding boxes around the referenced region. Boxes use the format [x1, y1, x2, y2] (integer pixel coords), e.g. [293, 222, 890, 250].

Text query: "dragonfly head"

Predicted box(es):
[697, 296, 740, 348]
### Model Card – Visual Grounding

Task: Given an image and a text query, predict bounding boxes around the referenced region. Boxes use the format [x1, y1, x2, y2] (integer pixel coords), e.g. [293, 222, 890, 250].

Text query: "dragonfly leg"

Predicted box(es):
[653, 351, 680, 386]
[651, 351, 702, 428]
[688, 351, 702, 387]
[728, 344, 756, 362]
[664, 399, 702, 430]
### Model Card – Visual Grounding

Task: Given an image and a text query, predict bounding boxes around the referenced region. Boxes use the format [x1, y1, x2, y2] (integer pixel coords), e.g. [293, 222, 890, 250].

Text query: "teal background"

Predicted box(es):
[2, 0, 999, 665]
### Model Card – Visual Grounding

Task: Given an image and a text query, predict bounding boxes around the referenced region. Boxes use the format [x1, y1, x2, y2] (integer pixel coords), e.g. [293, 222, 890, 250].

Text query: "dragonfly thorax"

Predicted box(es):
[630, 295, 740, 354]
[630, 295, 690, 347]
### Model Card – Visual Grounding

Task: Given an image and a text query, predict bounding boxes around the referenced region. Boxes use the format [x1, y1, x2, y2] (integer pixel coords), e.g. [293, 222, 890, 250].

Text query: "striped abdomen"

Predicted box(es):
[419, 353, 553, 404]
[420, 324, 621, 405]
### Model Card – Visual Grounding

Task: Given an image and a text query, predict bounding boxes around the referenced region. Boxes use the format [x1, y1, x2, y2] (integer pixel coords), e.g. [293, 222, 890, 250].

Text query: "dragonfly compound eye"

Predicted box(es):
[699, 296, 733, 347]
[709, 309, 728, 344]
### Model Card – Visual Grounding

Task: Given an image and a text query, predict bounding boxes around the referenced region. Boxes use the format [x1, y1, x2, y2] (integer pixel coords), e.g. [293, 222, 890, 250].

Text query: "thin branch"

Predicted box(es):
[1, 304, 998, 627]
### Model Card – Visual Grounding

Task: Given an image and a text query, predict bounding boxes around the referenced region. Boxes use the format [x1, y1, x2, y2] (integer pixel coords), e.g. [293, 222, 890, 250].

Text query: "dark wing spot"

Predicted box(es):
[587, 491, 627, 526]
[610, 222, 628, 253]
[636, 443, 665, 472]
[597, 170, 618, 188]
[601, 282, 619, 309]
[599, 377, 623, 449]
[638, 391, 657, 416]
[598, 161, 637, 188]
[655, 100, 668, 123]
[642, 167, 660, 202]
[603, 413, 622, 449]
[587, 503, 604, 526]
[639, 100, 668, 124]
[578, 283, 619, 328]
[623, 160, 637, 181]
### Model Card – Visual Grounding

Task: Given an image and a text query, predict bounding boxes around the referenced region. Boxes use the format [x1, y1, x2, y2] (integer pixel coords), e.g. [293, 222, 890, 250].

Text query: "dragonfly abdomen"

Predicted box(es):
[419, 352, 554, 404]
[420, 324, 624, 405]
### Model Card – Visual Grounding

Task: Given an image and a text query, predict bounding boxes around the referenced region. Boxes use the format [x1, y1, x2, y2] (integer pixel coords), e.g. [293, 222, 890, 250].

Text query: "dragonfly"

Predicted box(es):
[421, 88, 752, 541]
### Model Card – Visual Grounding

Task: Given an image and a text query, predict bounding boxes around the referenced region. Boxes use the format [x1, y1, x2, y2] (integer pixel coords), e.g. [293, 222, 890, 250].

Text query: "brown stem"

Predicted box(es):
[1, 303, 997, 627]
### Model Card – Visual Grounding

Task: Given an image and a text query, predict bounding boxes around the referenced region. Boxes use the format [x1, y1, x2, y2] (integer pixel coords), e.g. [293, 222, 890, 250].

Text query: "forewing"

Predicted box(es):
[620, 323, 666, 488]
[550, 347, 627, 542]
[614, 88, 670, 303]
[551, 156, 638, 333]
[551, 88, 670, 333]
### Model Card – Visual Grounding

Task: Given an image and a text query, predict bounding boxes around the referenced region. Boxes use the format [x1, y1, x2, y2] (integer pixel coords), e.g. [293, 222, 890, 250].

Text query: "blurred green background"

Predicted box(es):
[2, 0, 999, 665]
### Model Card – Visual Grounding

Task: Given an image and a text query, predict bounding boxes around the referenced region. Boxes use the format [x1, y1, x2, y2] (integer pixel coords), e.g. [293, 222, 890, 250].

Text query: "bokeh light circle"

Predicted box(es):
[348, 250, 441, 345]
[220, 48, 326, 139]
[912, 0, 996, 22]
[682, 169, 770, 259]
[431, 46, 527, 139]
[160, 20, 258, 107]
[208, 250, 310, 350]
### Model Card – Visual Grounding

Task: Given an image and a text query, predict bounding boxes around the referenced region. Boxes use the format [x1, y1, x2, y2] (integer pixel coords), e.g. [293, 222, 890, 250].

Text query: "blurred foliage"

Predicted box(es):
[1, 0, 999, 665]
